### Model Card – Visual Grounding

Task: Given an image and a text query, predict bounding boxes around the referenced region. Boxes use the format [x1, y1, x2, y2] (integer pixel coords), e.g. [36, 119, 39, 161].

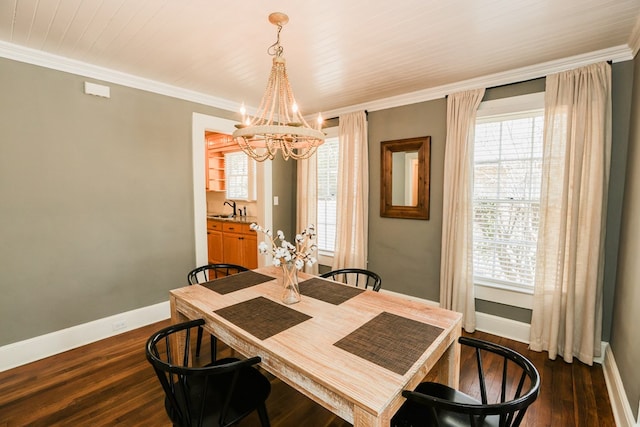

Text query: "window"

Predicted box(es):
[473, 94, 544, 295]
[225, 151, 256, 200]
[316, 135, 339, 254]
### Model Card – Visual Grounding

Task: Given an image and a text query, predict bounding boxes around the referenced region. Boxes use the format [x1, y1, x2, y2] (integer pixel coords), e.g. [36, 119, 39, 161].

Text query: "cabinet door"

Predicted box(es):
[207, 230, 223, 264]
[222, 232, 244, 266]
[242, 232, 258, 269]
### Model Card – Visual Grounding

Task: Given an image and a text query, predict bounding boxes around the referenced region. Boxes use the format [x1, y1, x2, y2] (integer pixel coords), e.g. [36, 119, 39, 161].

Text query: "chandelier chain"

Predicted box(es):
[267, 24, 284, 58]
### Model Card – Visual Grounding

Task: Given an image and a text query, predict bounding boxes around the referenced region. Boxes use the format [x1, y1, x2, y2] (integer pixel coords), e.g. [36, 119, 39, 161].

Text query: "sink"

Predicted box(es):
[208, 214, 235, 219]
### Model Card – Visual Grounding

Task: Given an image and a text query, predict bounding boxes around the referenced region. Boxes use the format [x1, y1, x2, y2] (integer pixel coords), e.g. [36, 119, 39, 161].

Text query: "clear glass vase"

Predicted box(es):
[281, 261, 301, 304]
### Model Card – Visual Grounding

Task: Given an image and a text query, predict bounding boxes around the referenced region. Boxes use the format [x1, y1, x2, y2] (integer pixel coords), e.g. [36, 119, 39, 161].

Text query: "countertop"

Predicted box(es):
[206, 213, 258, 224]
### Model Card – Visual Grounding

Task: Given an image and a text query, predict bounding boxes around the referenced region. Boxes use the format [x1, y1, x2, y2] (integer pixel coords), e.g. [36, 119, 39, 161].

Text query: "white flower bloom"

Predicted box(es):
[252, 223, 318, 269]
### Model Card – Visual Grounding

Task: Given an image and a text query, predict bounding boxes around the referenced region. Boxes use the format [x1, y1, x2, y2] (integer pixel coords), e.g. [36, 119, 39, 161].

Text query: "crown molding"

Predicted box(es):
[0, 40, 634, 120]
[0, 41, 241, 113]
[322, 44, 635, 118]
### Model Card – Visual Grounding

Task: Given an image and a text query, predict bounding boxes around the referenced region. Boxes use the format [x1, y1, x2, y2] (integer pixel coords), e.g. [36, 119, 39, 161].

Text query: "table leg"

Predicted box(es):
[169, 295, 190, 364]
[421, 327, 461, 388]
[441, 337, 461, 388]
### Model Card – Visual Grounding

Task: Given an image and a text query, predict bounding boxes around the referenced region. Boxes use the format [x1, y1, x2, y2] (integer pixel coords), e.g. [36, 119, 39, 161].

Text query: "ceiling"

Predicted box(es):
[1, 0, 639, 118]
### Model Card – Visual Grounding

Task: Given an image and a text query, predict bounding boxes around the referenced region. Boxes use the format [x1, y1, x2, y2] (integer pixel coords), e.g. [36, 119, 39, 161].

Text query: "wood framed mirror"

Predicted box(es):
[380, 136, 430, 220]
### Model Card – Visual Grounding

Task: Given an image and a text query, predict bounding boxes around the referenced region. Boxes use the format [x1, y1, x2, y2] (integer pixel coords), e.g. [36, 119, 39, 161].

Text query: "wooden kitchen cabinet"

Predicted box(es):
[221, 222, 258, 269]
[206, 220, 257, 269]
[207, 220, 223, 264]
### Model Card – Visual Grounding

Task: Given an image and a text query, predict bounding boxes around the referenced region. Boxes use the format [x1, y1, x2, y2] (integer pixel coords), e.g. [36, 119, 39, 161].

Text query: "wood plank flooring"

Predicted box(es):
[0, 320, 614, 426]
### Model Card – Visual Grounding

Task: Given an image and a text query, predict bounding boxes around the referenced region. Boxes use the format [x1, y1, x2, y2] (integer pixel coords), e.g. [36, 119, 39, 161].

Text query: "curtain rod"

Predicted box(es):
[447, 60, 614, 97]
[325, 110, 368, 122]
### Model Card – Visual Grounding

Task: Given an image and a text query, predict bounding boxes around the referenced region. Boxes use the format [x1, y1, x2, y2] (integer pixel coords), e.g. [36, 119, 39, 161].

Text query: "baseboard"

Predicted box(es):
[603, 344, 639, 427]
[0, 301, 170, 372]
[474, 311, 531, 344]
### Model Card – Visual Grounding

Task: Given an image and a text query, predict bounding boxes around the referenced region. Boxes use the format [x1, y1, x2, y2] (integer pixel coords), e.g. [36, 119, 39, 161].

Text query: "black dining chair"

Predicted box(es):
[146, 319, 271, 427]
[320, 268, 382, 292]
[391, 336, 540, 427]
[188, 263, 249, 285]
[187, 263, 249, 362]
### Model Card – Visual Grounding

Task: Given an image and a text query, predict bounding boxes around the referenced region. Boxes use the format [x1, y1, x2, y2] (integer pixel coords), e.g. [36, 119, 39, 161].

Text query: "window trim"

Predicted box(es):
[473, 92, 544, 306]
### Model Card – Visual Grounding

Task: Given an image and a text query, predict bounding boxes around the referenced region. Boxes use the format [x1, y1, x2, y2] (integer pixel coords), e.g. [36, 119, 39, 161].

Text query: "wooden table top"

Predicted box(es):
[170, 266, 462, 426]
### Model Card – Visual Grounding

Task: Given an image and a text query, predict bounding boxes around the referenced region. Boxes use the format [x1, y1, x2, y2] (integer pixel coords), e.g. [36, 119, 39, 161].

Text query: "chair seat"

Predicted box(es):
[165, 357, 271, 427]
[392, 382, 500, 427]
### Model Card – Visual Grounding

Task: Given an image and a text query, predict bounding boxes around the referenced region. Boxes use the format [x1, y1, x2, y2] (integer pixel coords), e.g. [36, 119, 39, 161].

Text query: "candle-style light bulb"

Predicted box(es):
[316, 113, 323, 129]
[292, 102, 298, 114]
[240, 102, 246, 117]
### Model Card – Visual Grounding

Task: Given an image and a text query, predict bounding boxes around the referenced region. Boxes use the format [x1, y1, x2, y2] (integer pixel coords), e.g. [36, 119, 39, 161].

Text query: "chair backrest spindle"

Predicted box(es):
[476, 347, 488, 405]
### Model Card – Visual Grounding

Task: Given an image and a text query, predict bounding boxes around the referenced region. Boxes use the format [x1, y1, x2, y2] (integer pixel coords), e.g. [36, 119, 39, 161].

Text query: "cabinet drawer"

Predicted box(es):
[222, 222, 250, 234]
[207, 220, 222, 231]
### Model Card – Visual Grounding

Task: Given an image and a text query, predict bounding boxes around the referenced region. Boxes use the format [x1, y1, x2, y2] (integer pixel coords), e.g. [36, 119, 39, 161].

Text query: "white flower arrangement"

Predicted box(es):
[250, 223, 318, 270]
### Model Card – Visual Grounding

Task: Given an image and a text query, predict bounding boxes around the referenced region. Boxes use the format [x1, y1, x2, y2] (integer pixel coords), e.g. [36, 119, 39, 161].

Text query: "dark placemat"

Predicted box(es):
[334, 312, 444, 375]
[299, 277, 365, 305]
[200, 270, 274, 295]
[214, 296, 312, 340]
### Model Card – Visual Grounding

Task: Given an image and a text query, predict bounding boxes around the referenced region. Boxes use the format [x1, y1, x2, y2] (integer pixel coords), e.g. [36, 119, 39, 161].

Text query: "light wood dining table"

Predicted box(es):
[170, 266, 462, 427]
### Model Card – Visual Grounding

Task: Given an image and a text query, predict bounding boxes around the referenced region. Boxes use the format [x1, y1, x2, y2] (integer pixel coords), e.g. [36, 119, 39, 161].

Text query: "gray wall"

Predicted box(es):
[611, 52, 640, 420]
[271, 156, 296, 240]
[604, 61, 634, 344]
[368, 99, 447, 301]
[0, 57, 231, 345]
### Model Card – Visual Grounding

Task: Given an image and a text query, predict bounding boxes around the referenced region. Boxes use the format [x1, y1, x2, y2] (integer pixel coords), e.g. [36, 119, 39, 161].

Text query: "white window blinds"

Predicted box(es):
[316, 136, 339, 252]
[225, 152, 256, 200]
[473, 110, 544, 290]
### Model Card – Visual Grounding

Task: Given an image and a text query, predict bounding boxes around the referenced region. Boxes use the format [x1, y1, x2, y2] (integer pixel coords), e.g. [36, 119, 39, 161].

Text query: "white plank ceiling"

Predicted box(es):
[1, 0, 639, 116]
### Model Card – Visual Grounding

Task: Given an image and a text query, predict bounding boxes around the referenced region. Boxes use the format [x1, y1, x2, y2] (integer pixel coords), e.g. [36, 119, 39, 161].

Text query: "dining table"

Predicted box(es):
[169, 266, 463, 427]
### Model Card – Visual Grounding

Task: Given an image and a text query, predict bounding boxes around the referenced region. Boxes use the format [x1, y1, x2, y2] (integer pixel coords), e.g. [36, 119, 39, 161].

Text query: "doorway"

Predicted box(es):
[191, 113, 272, 267]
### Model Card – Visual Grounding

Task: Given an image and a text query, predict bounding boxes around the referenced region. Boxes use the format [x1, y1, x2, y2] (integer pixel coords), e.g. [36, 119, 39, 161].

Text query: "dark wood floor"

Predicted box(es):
[0, 319, 615, 426]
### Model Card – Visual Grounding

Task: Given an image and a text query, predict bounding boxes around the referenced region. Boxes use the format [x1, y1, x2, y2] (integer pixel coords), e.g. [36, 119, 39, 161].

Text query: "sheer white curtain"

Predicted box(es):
[440, 88, 485, 332]
[332, 111, 368, 269]
[296, 155, 319, 274]
[529, 62, 611, 365]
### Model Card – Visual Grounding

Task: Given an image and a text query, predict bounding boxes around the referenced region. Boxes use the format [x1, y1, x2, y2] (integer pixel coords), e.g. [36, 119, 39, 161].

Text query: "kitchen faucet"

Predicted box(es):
[223, 200, 237, 217]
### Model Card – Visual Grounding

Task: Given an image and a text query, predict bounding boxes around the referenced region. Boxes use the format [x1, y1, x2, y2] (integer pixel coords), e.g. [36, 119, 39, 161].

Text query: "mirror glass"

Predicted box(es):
[381, 136, 430, 220]
[391, 151, 419, 206]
